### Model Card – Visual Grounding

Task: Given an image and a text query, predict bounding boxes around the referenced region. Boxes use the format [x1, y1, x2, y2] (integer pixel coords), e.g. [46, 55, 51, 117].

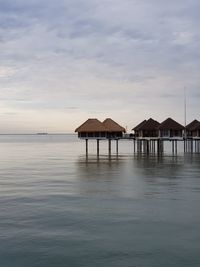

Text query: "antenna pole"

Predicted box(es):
[184, 87, 187, 138]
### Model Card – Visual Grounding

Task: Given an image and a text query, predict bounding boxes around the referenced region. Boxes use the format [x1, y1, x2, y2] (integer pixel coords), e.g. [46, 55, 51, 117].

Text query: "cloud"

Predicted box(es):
[0, 0, 199, 132]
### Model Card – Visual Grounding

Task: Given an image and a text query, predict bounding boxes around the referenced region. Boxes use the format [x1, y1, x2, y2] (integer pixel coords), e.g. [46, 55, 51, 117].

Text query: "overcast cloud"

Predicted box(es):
[0, 0, 199, 133]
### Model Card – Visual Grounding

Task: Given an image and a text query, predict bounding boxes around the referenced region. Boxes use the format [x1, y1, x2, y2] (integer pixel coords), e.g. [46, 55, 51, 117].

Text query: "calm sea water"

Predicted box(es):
[0, 134, 200, 267]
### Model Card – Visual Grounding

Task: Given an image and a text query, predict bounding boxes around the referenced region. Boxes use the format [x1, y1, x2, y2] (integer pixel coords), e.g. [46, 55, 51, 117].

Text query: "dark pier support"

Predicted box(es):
[153, 140, 155, 153]
[116, 139, 119, 154]
[108, 139, 111, 155]
[133, 139, 136, 153]
[97, 139, 100, 155]
[86, 139, 88, 155]
[157, 139, 164, 154]
[191, 139, 193, 154]
[172, 140, 174, 154]
[146, 140, 149, 154]
[82, 137, 200, 157]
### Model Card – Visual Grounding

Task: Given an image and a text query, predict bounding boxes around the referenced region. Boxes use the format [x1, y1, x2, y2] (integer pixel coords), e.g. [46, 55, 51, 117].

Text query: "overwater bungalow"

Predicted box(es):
[102, 118, 126, 138]
[186, 119, 199, 138]
[75, 118, 125, 139]
[75, 118, 107, 138]
[132, 118, 160, 138]
[189, 121, 200, 138]
[158, 118, 184, 138]
[132, 120, 147, 137]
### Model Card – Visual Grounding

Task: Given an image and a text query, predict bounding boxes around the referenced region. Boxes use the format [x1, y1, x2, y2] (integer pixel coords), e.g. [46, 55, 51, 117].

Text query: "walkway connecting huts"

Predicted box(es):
[158, 118, 184, 138]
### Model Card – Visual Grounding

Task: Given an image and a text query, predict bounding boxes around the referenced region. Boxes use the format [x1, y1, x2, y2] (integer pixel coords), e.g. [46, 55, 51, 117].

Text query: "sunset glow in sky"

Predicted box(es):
[0, 0, 200, 133]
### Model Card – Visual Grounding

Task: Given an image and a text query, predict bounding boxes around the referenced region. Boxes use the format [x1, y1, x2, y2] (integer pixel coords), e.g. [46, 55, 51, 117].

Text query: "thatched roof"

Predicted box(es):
[186, 119, 199, 131]
[190, 121, 200, 131]
[75, 119, 107, 132]
[158, 118, 184, 130]
[132, 120, 147, 131]
[103, 118, 126, 132]
[136, 118, 160, 131]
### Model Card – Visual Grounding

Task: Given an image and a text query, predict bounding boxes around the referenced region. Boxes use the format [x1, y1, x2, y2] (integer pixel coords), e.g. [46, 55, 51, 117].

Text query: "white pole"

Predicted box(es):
[184, 87, 187, 138]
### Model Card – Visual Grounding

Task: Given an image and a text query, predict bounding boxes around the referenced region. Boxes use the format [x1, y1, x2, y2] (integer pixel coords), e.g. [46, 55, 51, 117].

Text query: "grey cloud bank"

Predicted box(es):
[0, 0, 199, 133]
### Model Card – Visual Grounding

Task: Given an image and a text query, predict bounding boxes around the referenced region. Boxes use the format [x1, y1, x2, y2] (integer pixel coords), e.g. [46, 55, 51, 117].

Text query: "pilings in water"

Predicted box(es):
[108, 139, 111, 155]
[184, 138, 200, 153]
[86, 139, 88, 155]
[84, 138, 200, 156]
[116, 139, 119, 154]
[137, 139, 164, 154]
[97, 139, 100, 156]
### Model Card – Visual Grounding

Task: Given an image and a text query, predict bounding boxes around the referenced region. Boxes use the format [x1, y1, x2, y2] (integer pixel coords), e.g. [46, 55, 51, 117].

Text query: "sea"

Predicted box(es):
[0, 134, 200, 267]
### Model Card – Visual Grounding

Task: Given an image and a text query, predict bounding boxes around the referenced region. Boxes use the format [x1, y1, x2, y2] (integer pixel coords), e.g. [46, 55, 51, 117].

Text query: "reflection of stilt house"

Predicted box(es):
[158, 118, 184, 138]
[132, 118, 160, 137]
[186, 120, 200, 138]
[75, 118, 125, 139]
[102, 118, 126, 138]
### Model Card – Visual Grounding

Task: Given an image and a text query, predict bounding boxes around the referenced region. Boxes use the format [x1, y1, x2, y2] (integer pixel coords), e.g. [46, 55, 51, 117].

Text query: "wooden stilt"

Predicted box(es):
[97, 139, 99, 155]
[108, 139, 111, 155]
[86, 139, 88, 155]
[146, 140, 149, 154]
[116, 139, 119, 154]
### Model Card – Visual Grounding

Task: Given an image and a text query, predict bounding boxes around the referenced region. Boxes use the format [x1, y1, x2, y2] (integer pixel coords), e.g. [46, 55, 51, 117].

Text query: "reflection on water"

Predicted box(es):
[0, 135, 200, 267]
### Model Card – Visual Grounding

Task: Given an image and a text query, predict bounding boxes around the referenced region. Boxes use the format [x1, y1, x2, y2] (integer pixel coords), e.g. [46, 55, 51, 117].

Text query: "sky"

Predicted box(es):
[0, 0, 200, 133]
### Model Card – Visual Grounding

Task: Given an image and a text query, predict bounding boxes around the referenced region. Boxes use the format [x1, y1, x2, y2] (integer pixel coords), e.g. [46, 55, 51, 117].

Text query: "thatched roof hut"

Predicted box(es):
[186, 119, 199, 137]
[75, 118, 107, 133]
[132, 118, 160, 137]
[75, 118, 107, 138]
[188, 121, 200, 137]
[158, 118, 184, 138]
[75, 118, 125, 139]
[132, 120, 147, 131]
[139, 118, 160, 131]
[102, 118, 126, 138]
[186, 119, 199, 130]
[191, 121, 200, 131]
[103, 118, 126, 133]
[159, 118, 184, 130]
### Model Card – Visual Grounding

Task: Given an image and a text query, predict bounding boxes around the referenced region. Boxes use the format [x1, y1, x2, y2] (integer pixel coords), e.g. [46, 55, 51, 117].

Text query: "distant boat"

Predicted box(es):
[36, 132, 48, 135]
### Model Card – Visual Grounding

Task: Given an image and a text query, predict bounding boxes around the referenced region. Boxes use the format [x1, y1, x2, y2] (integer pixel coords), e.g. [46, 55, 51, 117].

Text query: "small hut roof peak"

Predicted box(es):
[137, 118, 160, 131]
[190, 121, 200, 131]
[132, 120, 147, 131]
[158, 118, 184, 130]
[186, 119, 199, 130]
[75, 118, 107, 132]
[103, 118, 126, 132]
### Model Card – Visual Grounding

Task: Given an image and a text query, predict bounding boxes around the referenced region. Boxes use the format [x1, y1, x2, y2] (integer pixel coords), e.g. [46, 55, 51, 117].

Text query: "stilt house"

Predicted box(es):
[75, 118, 125, 139]
[186, 120, 199, 137]
[158, 118, 184, 138]
[189, 122, 200, 138]
[75, 119, 107, 138]
[132, 118, 160, 138]
[102, 118, 126, 138]
[132, 120, 147, 137]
